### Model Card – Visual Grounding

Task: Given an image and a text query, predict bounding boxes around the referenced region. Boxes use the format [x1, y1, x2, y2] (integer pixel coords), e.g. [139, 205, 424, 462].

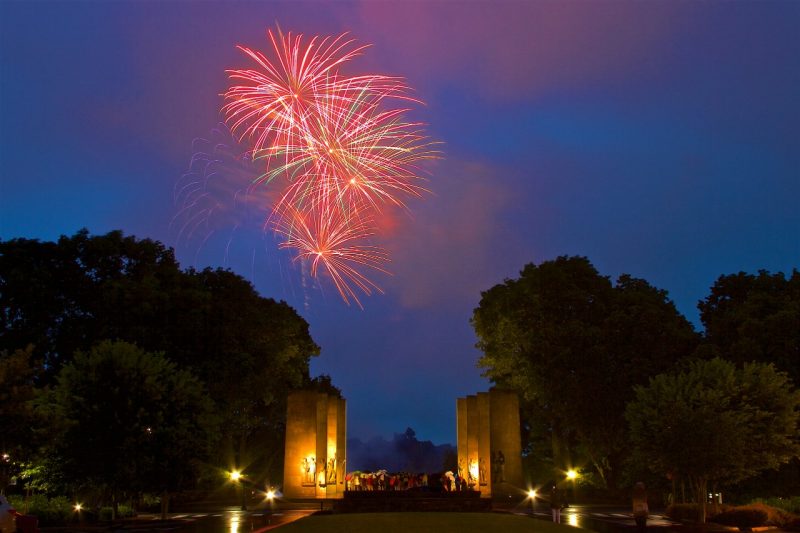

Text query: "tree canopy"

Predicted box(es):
[698, 269, 799, 384]
[35, 340, 219, 513]
[472, 256, 699, 489]
[0, 345, 40, 484]
[625, 357, 800, 522]
[0, 229, 323, 491]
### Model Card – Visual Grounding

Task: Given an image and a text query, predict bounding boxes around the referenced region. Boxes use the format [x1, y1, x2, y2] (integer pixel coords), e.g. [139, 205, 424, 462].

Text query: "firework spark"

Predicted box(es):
[223, 26, 438, 306]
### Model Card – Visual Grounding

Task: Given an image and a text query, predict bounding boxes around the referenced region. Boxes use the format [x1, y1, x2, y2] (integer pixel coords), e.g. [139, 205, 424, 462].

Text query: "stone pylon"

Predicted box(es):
[283, 390, 346, 499]
[456, 389, 522, 498]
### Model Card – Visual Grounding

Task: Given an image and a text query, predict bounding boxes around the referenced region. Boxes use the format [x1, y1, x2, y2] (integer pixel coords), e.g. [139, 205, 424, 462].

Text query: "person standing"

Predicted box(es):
[632, 482, 649, 533]
[550, 485, 563, 523]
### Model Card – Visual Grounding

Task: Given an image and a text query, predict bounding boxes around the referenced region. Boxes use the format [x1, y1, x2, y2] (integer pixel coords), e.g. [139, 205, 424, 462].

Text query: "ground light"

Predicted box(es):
[229, 470, 246, 510]
[525, 488, 538, 516]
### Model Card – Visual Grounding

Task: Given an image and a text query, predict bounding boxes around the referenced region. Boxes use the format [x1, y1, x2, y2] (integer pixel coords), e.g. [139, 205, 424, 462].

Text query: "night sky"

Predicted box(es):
[1, 1, 798, 446]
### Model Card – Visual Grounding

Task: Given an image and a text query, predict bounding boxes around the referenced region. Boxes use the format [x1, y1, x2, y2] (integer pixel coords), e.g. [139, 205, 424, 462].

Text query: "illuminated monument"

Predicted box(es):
[283, 390, 346, 499]
[456, 389, 522, 498]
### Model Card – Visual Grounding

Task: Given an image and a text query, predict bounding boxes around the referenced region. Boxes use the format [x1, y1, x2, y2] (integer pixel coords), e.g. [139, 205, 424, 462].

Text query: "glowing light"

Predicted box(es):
[266, 490, 275, 500]
[229, 513, 240, 533]
[73, 503, 83, 512]
[230, 470, 242, 481]
[568, 513, 578, 527]
[469, 460, 479, 481]
[528, 489, 537, 499]
[223, 25, 439, 305]
[566, 469, 578, 480]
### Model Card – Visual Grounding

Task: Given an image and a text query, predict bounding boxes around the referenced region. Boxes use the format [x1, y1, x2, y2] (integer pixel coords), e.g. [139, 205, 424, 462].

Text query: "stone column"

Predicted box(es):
[284, 391, 347, 499]
[336, 398, 347, 492]
[283, 391, 319, 498]
[315, 394, 328, 499]
[325, 398, 339, 498]
[466, 395, 479, 490]
[490, 389, 523, 496]
[477, 392, 492, 497]
[456, 397, 467, 485]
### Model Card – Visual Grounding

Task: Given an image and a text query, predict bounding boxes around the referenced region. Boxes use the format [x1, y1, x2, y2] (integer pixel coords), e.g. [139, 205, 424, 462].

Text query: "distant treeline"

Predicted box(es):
[347, 428, 456, 473]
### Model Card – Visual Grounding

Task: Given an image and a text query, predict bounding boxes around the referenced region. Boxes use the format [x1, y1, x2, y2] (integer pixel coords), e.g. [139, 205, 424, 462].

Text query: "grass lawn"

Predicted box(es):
[275, 512, 588, 533]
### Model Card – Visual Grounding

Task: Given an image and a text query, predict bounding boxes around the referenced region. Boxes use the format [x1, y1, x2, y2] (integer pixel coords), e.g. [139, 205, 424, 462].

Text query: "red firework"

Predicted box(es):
[223, 26, 437, 306]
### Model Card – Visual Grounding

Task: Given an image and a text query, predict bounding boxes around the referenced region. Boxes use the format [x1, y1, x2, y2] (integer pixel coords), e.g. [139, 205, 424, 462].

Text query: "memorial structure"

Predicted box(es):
[283, 390, 346, 499]
[456, 389, 522, 498]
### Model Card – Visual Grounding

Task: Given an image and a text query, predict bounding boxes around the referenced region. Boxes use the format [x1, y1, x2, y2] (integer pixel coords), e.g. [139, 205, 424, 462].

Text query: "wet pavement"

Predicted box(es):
[43, 502, 767, 533]
[497, 502, 689, 532]
[131, 503, 677, 533]
[168, 508, 315, 533]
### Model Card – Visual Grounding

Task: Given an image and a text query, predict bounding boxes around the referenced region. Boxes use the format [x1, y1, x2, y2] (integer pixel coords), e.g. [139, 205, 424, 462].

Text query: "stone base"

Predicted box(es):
[334, 490, 492, 513]
[491, 481, 520, 499]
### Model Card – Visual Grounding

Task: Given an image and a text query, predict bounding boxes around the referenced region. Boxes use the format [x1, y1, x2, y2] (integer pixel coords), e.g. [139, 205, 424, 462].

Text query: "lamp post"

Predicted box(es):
[230, 470, 246, 511]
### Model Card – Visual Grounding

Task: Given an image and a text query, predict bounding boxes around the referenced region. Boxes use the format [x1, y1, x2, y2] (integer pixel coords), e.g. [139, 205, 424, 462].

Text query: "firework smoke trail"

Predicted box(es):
[224, 26, 438, 307]
[172, 124, 294, 291]
[172, 126, 264, 247]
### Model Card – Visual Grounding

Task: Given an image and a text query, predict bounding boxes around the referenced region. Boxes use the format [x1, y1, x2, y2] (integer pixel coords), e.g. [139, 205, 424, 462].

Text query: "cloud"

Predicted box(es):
[380, 159, 513, 309]
[353, 1, 680, 100]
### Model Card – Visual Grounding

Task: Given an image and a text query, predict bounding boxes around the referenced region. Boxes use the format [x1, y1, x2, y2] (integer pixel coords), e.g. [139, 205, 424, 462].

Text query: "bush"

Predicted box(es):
[710, 503, 800, 530]
[753, 497, 800, 516]
[786, 516, 800, 532]
[711, 508, 768, 529]
[747, 502, 800, 529]
[8, 495, 73, 525]
[98, 505, 134, 521]
[666, 503, 704, 522]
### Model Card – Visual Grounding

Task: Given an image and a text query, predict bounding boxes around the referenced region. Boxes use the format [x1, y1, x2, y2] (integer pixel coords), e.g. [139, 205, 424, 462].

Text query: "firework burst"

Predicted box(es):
[223, 26, 438, 306]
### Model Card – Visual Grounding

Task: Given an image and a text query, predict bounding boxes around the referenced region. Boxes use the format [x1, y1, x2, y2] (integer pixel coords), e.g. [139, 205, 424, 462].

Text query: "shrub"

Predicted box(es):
[98, 505, 135, 521]
[666, 504, 704, 522]
[711, 502, 800, 530]
[711, 508, 768, 529]
[7, 495, 73, 525]
[785, 516, 800, 532]
[753, 497, 800, 516]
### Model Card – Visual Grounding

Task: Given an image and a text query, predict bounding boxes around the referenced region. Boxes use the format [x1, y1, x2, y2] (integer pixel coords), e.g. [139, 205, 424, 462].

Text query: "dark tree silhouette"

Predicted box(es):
[698, 269, 799, 384]
[472, 256, 699, 490]
[1, 229, 322, 488]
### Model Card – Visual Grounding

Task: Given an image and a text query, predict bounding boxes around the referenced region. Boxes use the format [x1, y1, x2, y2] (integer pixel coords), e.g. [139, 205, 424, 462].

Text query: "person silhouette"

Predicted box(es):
[632, 482, 649, 533]
[550, 485, 564, 523]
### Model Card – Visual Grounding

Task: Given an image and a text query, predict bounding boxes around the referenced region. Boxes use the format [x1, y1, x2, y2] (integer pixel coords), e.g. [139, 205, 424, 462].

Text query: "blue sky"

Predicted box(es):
[1, 0, 798, 445]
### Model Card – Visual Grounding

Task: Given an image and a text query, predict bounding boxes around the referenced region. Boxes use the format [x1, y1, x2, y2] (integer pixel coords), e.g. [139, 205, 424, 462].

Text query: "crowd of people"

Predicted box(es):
[344, 470, 476, 492]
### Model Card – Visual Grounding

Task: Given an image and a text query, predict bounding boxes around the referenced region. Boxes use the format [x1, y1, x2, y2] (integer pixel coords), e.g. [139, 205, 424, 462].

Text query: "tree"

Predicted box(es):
[0, 229, 184, 375]
[0, 346, 41, 491]
[178, 268, 320, 484]
[35, 340, 219, 517]
[1, 229, 322, 485]
[472, 256, 699, 490]
[625, 358, 800, 523]
[698, 269, 799, 384]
